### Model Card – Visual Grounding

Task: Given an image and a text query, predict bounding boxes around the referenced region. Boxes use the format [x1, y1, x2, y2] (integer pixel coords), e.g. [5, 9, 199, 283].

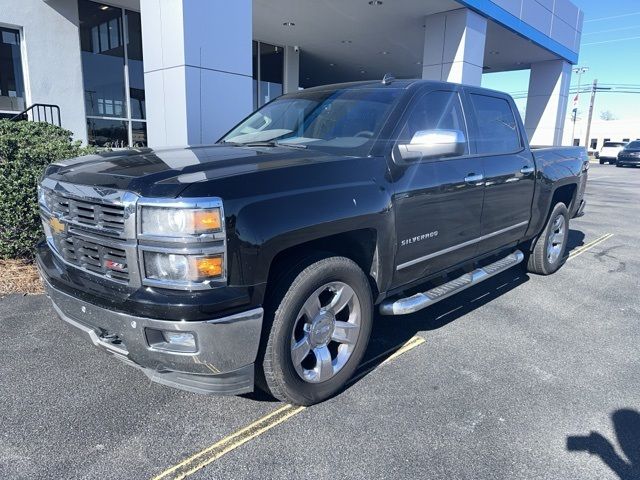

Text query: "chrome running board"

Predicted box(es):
[379, 250, 525, 316]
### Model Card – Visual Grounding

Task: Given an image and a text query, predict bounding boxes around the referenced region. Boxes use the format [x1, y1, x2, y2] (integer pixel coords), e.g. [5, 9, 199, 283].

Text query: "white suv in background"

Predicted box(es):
[598, 142, 627, 165]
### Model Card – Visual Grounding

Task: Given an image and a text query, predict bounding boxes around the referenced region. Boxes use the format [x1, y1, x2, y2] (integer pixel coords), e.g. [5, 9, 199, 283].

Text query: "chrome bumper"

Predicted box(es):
[42, 276, 263, 395]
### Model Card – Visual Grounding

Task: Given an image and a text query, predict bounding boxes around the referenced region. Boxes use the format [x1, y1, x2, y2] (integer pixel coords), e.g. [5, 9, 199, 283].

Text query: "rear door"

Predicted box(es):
[465, 91, 535, 253]
[391, 87, 485, 287]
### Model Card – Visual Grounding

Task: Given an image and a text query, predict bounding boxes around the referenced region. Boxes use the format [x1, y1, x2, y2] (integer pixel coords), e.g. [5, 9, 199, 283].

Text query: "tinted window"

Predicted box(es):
[470, 94, 521, 154]
[401, 90, 468, 155]
[603, 142, 625, 147]
[222, 88, 402, 155]
[626, 141, 640, 149]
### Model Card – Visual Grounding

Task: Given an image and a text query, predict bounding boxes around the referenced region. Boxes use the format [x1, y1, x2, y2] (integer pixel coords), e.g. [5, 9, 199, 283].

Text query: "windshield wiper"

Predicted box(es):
[275, 141, 307, 149]
[221, 140, 307, 149]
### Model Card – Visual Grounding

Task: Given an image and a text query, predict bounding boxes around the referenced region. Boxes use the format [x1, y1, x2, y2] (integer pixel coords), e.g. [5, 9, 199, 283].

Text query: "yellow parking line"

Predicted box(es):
[151, 335, 425, 480]
[568, 233, 613, 260]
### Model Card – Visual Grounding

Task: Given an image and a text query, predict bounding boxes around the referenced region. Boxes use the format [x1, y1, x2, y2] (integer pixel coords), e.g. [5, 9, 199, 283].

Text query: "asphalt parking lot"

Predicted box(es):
[1, 162, 639, 480]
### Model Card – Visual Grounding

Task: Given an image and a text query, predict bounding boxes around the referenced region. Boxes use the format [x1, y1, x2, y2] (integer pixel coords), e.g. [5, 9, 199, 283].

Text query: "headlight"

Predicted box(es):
[144, 252, 224, 283]
[141, 206, 222, 237]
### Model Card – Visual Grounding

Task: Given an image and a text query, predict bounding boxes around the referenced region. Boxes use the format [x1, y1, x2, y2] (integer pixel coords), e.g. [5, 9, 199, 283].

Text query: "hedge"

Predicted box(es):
[0, 120, 95, 260]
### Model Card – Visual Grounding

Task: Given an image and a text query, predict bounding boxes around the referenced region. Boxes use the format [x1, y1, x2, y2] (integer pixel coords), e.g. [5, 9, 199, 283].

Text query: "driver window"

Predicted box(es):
[402, 91, 468, 155]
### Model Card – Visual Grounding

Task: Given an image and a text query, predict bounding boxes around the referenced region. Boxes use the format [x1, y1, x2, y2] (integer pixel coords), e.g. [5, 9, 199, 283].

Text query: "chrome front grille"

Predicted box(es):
[43, 188, 126, 237]
[39, 179, 139, 286]
[52, 232, 130, 283]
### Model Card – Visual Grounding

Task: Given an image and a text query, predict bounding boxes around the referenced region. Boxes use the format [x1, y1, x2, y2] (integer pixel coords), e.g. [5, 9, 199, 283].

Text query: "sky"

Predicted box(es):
[481, 0, 640, 120]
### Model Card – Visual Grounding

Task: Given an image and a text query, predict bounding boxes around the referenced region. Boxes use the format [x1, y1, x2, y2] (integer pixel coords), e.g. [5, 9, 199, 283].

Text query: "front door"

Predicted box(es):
[466, 92, 535, 253]
[391, 89, 485, 288]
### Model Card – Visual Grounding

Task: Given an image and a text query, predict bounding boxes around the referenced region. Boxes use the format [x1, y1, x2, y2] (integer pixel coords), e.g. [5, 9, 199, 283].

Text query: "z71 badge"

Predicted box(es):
[401, 231, 438, 247]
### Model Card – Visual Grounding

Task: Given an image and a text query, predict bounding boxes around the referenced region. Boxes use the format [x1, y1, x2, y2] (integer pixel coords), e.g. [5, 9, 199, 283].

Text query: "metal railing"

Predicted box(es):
[10, 104, 61, 127]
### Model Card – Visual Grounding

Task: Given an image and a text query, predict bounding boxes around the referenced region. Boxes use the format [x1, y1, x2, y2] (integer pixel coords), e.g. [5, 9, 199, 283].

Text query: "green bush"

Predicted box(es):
[0, 120, 96, 260]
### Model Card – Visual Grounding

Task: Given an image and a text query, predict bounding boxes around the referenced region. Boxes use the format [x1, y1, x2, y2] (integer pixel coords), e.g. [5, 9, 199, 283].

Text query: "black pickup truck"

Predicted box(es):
[37, 79, 587, 405]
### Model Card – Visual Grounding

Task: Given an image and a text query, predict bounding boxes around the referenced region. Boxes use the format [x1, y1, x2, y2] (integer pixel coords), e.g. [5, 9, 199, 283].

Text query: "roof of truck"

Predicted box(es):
[296, 78, 512, 100]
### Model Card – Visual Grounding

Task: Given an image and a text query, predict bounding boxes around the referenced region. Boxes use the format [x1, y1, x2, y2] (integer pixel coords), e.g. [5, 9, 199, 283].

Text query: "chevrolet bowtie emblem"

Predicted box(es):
[49, 217, 65, 234]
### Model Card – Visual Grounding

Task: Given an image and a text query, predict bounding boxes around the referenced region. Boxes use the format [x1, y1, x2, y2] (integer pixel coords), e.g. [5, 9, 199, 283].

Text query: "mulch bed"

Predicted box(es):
[0, 260, 44, 295]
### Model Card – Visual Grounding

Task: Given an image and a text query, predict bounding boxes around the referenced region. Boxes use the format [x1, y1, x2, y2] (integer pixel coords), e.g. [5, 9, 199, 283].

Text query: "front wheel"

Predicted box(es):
[260, 256, 373, 405]
[527, 203, 570, 275]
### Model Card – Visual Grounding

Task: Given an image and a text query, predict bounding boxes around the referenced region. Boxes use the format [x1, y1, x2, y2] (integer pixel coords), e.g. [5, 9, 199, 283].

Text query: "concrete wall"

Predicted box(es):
[0, 0, 87, 143]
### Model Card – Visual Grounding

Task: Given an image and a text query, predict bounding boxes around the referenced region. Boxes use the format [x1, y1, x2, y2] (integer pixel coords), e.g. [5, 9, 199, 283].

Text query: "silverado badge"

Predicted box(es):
[49, 217, 65, 235]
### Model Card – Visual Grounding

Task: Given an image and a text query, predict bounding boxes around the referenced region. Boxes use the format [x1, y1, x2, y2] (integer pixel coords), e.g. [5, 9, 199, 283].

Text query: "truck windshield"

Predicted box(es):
[220, 88, 402, 154]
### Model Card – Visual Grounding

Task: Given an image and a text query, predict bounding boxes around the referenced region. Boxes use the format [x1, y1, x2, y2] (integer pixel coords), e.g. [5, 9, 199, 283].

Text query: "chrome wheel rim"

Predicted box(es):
[290, 281, 361, 383]
[547, 214, 566, 264]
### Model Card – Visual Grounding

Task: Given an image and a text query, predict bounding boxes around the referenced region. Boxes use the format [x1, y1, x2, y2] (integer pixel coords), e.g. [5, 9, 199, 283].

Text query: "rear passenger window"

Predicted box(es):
[402, 90, 469, 156]
[470, 94, 521, 154]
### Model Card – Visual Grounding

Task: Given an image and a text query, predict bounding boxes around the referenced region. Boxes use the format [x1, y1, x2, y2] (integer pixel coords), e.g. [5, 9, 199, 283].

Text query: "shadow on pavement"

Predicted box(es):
[565, 229, 586, 255]
[567, 408, 640, 480]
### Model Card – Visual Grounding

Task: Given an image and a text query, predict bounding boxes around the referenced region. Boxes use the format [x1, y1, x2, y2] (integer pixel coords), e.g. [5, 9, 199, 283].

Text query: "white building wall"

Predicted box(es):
[140, 0, 253, 147]
[563, 118, 640, 151]
[525, 59, 572, 146]
[421, 9, 487, 86]
[0, 0, 87, 143]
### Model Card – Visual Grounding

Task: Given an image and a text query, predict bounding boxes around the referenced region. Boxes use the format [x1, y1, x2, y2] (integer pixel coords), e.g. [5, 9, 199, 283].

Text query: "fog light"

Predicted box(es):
[164, 331, 196, 349]
[145, 328, 197, 353]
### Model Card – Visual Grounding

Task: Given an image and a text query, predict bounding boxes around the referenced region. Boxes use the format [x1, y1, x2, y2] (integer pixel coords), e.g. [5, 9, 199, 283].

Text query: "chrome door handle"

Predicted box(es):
[520, 166, 535, 174]
[464, 173, 484, 184]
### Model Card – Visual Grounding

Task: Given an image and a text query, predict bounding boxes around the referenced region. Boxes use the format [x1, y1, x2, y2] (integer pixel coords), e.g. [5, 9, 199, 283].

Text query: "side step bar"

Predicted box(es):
[379, 250, 525, 316]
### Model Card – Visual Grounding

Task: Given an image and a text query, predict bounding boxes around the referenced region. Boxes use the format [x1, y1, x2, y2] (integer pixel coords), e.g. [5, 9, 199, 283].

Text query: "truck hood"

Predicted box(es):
[44, 144, 346, 198]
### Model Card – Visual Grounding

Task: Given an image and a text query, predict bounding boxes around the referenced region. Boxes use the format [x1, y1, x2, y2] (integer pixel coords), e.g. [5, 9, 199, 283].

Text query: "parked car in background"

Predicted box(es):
[617, 140, 640, 167]
[598, 141, 627, 165]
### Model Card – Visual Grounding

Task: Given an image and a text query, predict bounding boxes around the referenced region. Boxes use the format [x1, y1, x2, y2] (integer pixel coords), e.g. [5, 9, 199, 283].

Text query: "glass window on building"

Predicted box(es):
[0, 27, 26, 114]
[79, 0, 146, 147]
[590, 138, 598, 150]
[252, 41, 284, 109]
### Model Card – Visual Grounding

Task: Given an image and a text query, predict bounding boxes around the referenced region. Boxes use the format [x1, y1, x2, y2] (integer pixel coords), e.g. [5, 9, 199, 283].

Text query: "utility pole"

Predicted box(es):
[583, 79, 612, 153]
[584, 79, 598, 152]
[571, 66, 589, 143]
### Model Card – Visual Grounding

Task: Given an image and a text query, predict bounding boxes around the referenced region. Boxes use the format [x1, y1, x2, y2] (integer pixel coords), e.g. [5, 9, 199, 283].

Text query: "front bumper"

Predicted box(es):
[41, 274, 263, 395]
[617, 157, 640, 166]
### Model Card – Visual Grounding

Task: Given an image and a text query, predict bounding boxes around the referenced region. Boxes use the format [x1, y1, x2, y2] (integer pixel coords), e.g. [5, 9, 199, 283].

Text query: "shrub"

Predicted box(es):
[0, 120, 96, 260]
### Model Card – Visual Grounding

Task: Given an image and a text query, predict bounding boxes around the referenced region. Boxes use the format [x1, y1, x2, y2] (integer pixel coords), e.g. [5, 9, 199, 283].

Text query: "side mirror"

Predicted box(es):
[396, 129, 466, 162]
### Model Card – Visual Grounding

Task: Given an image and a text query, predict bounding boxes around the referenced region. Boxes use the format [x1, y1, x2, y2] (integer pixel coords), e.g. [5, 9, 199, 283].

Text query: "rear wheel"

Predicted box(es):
[527, 203, 569, 275]
[260, 256, 373, 405]
[599, 159, 605, 164]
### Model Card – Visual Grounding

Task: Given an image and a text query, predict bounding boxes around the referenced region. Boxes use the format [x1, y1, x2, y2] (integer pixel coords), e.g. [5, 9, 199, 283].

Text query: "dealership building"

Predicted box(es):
[0, 0, 582, 148]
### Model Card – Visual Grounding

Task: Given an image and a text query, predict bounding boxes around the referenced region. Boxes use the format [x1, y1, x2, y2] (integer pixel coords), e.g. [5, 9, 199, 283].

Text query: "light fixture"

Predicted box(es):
[360, 70, 366, 74]
[379, 51, 389, 55]
[100, 4, 109, 10]
[329, 63, 335, 66]
[489, 50, 500, 55]
[368, 0, 383, 5]
[416, 61, 422, 65]
[341, 40, 352, 44]
[283, 21, 295, 27]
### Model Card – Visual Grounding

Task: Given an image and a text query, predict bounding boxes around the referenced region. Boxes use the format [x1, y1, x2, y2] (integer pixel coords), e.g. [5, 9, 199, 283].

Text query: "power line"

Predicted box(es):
[582, 35, 640, 46]
[583, 25, 640, 36]
[584, 11, 640, 23]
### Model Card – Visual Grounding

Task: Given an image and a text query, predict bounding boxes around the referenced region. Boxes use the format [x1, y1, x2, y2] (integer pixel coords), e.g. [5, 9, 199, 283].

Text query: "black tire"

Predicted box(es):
[260, 256, 373, 405]
[599, 159, 604, 164]
[527, 203, 570, 275]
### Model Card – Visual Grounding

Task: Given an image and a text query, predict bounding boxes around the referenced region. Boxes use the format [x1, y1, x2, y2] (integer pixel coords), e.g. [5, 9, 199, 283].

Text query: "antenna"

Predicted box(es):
[381, 73, 395, 85]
